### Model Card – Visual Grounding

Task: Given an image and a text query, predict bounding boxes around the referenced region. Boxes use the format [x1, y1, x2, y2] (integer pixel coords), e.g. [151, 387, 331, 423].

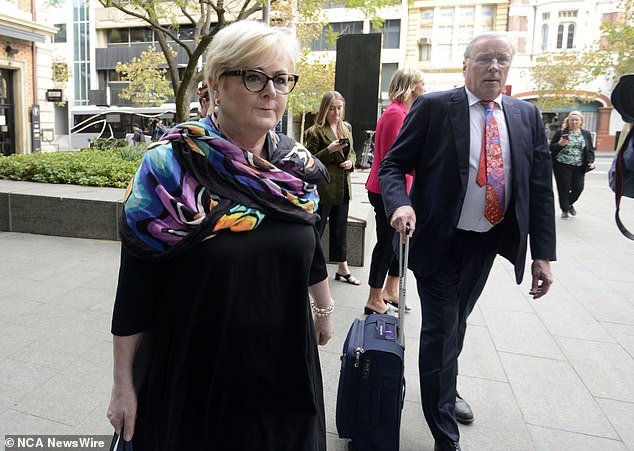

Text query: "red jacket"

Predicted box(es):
[365, 100, 413, 194]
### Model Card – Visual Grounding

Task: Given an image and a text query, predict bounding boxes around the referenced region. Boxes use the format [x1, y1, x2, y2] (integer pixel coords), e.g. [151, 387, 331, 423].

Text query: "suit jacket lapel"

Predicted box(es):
[448, 88, 470, 194]
[502, 96, 522, 196]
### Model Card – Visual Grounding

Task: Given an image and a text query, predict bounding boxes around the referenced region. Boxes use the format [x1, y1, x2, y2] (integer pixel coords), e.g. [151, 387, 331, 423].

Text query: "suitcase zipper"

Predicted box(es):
[354, 347, 365, 368]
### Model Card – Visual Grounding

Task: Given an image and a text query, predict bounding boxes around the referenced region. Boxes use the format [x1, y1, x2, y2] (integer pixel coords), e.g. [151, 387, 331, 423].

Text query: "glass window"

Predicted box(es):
[177, 26, 195, 41]
[129, 28, 150, 43]
[324, 0, 346, 8]
[458, 6, 474, 20]
[541, 24, 549, 49]
[381, 63, 398, 100]
[439, 7, 454, 21]
[542, 12, 550, 20]
[421, 9, 433, 22]
[53, 24, 67, 43]
[309, 22, 363, 51]
[370, 19, 401, 49]
[556, 24, 564, 48]
[566, 23, 575, 48]
[481, 5, 494, 17]
[419, 42, 431, 62]
[108, 28, 128, 44]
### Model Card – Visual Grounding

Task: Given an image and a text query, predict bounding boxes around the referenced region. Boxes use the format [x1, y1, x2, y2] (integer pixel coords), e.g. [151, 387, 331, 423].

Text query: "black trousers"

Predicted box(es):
[315, 185, 350, 263]
[367, 191, 399, 287]
[553, 161, 586, 212]
[415, 228, 501, 442]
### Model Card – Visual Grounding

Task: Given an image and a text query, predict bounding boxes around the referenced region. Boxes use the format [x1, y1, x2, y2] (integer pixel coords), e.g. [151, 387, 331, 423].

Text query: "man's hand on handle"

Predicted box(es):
[390, 205, 416, 242]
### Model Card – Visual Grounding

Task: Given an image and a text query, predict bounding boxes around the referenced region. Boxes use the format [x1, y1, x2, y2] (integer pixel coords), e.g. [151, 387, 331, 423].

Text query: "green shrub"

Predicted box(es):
[0, 147, 144, 188]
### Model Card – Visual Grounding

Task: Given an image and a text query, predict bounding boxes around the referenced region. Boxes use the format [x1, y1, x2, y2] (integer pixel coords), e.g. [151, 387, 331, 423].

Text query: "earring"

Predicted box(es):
[214, 98, 220, 114]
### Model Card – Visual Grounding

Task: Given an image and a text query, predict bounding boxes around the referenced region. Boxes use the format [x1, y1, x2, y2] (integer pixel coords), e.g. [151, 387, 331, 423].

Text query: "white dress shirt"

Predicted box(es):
[457, 87, 512, 232]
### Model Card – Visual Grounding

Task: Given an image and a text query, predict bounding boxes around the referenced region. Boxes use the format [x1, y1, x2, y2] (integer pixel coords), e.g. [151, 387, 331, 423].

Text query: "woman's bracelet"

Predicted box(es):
[311, 299, 335, 318]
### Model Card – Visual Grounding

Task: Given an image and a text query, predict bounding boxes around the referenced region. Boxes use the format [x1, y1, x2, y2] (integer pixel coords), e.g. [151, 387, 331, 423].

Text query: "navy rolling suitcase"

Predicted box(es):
[336, 228, 410, 451]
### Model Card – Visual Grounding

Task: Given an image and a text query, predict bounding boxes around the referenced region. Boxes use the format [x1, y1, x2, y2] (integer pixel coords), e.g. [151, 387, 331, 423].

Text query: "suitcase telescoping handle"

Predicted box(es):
[397, 224, 410, 346]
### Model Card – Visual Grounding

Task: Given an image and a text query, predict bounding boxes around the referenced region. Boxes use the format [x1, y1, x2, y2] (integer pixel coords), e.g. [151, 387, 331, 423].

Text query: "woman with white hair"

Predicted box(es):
[107, 20, 333, 450]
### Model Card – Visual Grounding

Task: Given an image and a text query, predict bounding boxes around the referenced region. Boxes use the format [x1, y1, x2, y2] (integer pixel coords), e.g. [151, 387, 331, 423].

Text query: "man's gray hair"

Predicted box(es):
[463, 32, 516, 59]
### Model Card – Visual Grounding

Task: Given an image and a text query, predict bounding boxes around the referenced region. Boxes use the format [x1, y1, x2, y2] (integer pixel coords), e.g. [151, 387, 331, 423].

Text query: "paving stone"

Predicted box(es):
[481, 308, 565, 360]
[596, 398, 634, 450]
[556, 337, 634, 403]
[527, 424, 628, 451]
[500, 353, 618, 439]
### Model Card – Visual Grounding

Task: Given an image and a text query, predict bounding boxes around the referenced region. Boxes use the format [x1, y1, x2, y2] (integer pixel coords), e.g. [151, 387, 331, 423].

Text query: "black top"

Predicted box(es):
[112, 219, 327, 450]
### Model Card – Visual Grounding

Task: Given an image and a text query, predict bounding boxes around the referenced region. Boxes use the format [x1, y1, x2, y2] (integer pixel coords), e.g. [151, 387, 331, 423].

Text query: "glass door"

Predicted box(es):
[0, 69, 15, 155]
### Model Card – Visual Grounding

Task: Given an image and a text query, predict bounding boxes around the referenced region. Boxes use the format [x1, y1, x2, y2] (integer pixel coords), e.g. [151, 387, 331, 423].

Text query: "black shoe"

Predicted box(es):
[454, 394, 474, 424]
[562, 210, 569, 218]
[569, 205, 576, 216]
[434, 441, 461, 451]
[363, 306, 389, 315]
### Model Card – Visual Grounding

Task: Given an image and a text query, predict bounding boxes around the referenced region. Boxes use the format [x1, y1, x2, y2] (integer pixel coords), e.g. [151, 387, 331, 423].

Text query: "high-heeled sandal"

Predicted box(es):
[364, 306, 389, 315]
[384, 299, 412, 312]
[335, 272, 361, 285]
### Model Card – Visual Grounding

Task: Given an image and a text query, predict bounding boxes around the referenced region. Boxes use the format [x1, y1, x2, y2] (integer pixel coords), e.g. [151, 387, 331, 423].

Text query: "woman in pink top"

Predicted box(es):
[364, 68, 425, 314]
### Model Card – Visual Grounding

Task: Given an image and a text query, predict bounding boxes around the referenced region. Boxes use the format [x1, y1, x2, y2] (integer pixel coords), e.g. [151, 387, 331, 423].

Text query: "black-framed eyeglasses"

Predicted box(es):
[221, 69, 299, 94]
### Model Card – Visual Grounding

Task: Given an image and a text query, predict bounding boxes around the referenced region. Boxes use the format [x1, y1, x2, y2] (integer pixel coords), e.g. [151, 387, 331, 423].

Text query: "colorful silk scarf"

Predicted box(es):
[120, 119, 324, 260]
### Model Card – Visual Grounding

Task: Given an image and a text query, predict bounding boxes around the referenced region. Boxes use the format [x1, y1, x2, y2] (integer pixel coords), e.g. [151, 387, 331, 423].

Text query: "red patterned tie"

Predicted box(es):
[476, 101, 505, 225]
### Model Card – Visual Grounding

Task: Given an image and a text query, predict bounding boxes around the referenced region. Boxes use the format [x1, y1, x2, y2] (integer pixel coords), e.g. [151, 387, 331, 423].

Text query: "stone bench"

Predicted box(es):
[0, 180, 368, 266]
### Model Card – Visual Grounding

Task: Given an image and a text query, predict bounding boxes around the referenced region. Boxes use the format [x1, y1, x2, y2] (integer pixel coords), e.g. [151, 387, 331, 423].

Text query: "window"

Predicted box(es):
[108, 28, 128, 44]
[458, 6, 474, 20]
[559, 10, 578, 18]
[370, 19, 401, 49]
[541, 24, 549, 49]
[381, 63, 398, 100]
[308, 21, 363, 51]
[73, 0, 91, 105]
[566, 23, 575, 48]
[556, 23, 575, 49]
[323, 0, 346, 8]
[52, 24, 67, 43]
[542, 12, 550, 20]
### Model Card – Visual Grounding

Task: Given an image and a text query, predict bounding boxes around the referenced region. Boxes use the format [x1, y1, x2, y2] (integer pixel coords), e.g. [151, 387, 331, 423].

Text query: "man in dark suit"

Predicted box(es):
[379, 33, 556, 451]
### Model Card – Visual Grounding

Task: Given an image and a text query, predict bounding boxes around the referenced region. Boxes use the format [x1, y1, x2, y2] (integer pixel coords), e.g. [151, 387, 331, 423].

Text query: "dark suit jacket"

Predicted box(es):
[379, 87, 556, 284]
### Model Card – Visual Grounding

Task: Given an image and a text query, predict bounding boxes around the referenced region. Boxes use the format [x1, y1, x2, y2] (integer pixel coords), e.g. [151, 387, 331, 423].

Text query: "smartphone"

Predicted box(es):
[562, 133, 569, 139]
[338, 138, 349, 146]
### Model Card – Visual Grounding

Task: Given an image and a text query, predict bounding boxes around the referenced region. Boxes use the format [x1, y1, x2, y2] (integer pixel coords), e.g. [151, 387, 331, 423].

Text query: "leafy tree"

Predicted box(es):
[115, 46, 173, 107]
[582, 0, 634, 81]
[528, 51, 594, 111]
[288, 51, 336, 143]
[98, 0, 399, 122]
[529, 0, 634, 107]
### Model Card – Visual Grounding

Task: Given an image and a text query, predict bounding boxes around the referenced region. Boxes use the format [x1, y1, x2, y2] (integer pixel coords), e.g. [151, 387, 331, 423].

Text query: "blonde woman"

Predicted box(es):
[364, 68, 425, 314]
[107, 20, 334, 450]
[549, 111, 596, 218]
[305, 91, 359, 285]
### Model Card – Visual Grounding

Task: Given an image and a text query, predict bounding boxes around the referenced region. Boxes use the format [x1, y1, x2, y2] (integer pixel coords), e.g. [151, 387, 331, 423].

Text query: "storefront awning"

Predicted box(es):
[0, 24, 47, 43]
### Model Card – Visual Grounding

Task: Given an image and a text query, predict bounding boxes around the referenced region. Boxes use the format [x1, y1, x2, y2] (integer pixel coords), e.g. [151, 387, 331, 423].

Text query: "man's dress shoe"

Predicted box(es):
[434, 441, 461, 451]
[454, 394, 474, 424]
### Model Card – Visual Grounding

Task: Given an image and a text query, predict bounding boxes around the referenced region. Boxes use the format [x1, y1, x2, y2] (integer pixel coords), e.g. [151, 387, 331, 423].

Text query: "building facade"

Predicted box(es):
[1, 0, 55, 154]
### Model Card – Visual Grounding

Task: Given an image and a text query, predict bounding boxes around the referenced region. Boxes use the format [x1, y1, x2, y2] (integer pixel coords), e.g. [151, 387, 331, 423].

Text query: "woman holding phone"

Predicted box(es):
[550, 110, 596, 218]
[305, 91, 359, 285]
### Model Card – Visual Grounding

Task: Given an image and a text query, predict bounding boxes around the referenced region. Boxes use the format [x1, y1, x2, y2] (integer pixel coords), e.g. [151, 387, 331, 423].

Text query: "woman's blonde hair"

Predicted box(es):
[563, 110, 584, 129]
[203, 20, 298, 100]
[308, 91, 349, 138]
[388, 68, 424, 103]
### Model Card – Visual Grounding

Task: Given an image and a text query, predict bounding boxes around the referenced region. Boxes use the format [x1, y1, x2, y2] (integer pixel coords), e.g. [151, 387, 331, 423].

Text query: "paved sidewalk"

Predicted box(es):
[1, 157, 634, 450]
